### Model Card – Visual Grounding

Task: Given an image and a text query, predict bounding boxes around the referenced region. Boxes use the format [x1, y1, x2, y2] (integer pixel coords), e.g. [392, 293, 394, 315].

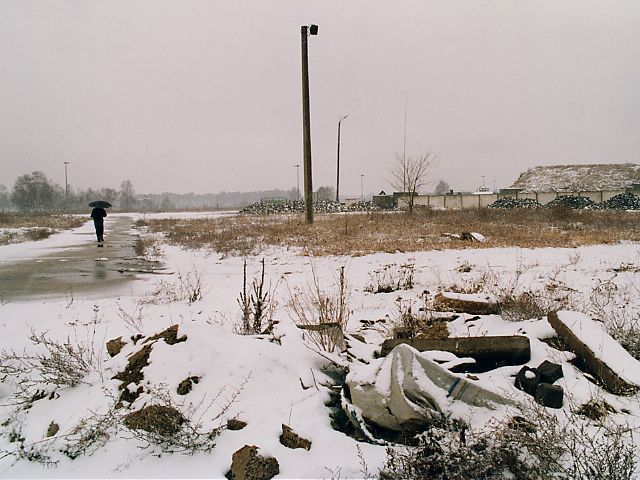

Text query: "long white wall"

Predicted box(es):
[407, 190, 629, 209]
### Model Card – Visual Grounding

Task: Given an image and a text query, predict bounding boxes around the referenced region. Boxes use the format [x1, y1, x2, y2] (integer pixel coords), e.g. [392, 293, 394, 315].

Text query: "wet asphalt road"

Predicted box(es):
[0, 216, 159, 302]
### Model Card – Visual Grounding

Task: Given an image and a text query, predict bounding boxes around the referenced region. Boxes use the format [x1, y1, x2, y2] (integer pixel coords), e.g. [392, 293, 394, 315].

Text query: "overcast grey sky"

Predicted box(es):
[1, 1, 639, 196]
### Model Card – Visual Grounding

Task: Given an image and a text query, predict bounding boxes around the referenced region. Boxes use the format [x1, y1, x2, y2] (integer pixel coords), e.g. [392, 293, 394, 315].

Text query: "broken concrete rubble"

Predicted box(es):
[514, 361, 564, 408]
[548, 311, 640, 395]
[535, 383, 563, 409]
[433, 292, 499, 315]
[345, 344, 516, 432]
[381, 335, 531, 371]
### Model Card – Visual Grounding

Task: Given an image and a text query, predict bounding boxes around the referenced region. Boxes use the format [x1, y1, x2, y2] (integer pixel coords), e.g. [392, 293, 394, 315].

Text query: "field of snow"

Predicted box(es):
[1, 212, 639, 478]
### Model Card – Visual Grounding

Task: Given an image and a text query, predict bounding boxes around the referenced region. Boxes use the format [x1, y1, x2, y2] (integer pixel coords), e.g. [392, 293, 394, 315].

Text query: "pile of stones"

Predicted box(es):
[544, 195, 597, 209]
[240, 199, 380, 215]
[488, 198, 542, 209]
[599, 192, 640, 210]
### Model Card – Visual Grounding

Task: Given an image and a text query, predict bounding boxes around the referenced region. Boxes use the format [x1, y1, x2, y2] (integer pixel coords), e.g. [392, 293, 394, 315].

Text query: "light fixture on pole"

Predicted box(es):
[335, 113, 348, 203]
[294, 164, 300, 200]
[301, 23, 318, 224]
[360, 174, 365, 202]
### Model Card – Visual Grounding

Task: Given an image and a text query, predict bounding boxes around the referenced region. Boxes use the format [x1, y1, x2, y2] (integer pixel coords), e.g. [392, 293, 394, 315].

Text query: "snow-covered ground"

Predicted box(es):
[1, 212, 640, 478]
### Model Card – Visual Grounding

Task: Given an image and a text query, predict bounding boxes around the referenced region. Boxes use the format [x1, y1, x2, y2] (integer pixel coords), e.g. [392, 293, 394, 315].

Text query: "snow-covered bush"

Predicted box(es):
[236, 258, 277, 335]
[364, 262, 415, 294]
[287, 265, 350, 352]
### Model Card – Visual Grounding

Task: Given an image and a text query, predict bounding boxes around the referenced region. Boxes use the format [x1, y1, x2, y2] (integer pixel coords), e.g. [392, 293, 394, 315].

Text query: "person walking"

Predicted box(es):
[90, 206, 107, 242]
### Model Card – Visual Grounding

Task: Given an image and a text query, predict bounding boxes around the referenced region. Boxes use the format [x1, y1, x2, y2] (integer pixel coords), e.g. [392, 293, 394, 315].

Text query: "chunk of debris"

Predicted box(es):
[515, 366, 540, 395]
[534, 383, 563, 409]
[227, 419, 247, 431]
[112, 344, 153, 398]
[144, 324, 187, 345]
[176, 376, 200, 396]
[548, 311, 640, 394]
[123, 405, 184, 436]
[46, 421, 59, 438]
[113, 325, 189, 405]
[229, 445, 279, 480]
[381, 335, 530, 370]
[537, 360, 564, 384]
[514, 360, 564, 408]
[433, 292, 498, 315]
[345, 344, 515, 432]
[279, 424, 311, 450]
[106, 336, 126, 357]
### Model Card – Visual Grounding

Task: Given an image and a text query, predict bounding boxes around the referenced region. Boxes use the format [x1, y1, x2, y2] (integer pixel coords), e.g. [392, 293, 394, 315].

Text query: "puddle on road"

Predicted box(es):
[0, 216, 166, 302]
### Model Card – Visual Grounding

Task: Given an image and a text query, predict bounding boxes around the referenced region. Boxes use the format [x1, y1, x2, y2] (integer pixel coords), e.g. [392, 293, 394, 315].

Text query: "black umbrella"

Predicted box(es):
[88, 200, 112, 208]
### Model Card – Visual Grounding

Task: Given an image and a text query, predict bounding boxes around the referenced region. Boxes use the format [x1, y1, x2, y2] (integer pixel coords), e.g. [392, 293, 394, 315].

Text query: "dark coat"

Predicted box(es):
[90, 207, 107, 223]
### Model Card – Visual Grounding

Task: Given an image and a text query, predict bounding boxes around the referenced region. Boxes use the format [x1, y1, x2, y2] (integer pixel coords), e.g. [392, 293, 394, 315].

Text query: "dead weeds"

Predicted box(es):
[141, 209, 640, 256]
[0, 213, 85, 245]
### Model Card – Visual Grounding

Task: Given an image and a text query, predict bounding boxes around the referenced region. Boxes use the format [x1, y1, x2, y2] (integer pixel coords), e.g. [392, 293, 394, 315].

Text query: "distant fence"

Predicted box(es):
[405, 188, 639, 210]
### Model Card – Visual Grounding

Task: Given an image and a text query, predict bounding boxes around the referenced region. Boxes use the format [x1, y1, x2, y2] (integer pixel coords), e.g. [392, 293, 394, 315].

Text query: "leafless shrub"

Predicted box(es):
[62, 402, 123, 459]
[607, 318, 640, 361]
[26, 228, 53, 241]
[497, 291, 556, 322]
[585, 279, 640, 360]
[116, 301, 145, 333]
[133, 233, 162, 260]
[123, 378, 248, 455]
[144, 266, 205, 304]
[364, 262, 415, 294]
[0, 421, 58, 467]
[382, 422, 534, 480]
[1, 328, 102, 405]
[503, 401, 637, 479]
[287, 264, 350, 352]
[390, 296, 448, 340]
[382, 403, 637, 480]
[446, 271, 492, 294]
[236, 259, 277, 335]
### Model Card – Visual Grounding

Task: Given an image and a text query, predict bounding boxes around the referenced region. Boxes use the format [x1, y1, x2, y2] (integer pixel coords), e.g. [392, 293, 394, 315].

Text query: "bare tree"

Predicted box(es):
[390, 153, 438, 215]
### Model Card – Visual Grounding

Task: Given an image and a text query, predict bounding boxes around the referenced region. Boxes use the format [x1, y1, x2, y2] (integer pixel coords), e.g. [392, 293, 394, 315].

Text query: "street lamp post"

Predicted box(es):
[301, 24, 318, 224]
[294, 164, 300, 200]
[335, 113, 348, 203]
[360, 174, 365, 202]
[63, 162, 70, 207]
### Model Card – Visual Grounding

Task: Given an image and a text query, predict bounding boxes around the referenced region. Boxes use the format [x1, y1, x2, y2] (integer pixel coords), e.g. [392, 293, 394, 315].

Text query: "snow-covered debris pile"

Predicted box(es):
[600, 192, 640, 210]
[240, 199, 379, 214]
[509, 163, 640, 192]
[544, 195, 596, 209]
[344, 200, 378, 212]
[240, 199, 305, 214]
[488, 197, 541, 209]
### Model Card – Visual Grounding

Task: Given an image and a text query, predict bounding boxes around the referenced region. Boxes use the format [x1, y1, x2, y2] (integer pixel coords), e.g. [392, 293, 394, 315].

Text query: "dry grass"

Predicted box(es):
[0, 213, 85, 229]
[0, 213, 86, 245]
[140, 208, 640, 256]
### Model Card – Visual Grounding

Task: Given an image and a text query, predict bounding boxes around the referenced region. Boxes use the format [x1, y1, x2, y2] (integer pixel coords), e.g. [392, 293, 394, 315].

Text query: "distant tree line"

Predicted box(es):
[0, 170, 337, 213]
[0, 171, 137, 213]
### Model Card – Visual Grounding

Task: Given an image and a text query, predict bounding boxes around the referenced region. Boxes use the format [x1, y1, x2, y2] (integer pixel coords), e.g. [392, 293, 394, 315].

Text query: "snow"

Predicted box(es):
[1, 212, 640, 477]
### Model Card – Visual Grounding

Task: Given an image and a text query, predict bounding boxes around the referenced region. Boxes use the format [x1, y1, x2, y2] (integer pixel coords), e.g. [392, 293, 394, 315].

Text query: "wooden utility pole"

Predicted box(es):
[336, 113, 348, 203]
[301, 25, 317, 224]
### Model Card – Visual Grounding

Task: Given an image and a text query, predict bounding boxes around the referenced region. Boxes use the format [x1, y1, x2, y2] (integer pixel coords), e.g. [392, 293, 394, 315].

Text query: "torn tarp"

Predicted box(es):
[345, 343, 515, 431]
